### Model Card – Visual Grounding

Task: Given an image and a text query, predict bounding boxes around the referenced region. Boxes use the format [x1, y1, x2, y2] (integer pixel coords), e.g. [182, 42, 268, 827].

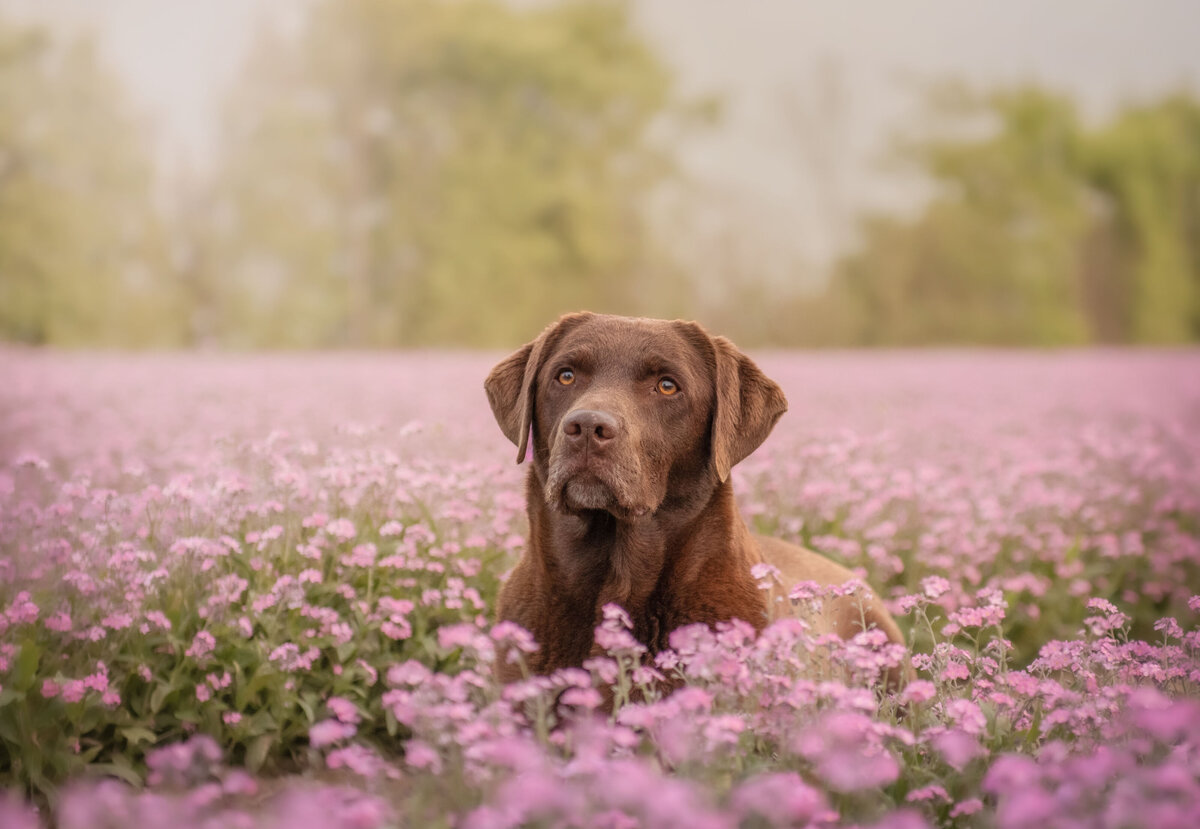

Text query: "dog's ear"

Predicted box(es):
[485, 313, 593, 464]
[709, 335, 788, 482]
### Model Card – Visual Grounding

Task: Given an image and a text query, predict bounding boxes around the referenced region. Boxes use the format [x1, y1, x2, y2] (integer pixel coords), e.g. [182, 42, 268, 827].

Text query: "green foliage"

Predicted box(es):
[1083, 94, 1200, 342]
[0, 18, 173, 346]
[825, 84, 1200, 345]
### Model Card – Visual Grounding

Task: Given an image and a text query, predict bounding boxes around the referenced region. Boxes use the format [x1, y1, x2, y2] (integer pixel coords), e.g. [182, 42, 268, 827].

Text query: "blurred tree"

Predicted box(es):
[0, 18, 173, 346]
[204, 0, 685, 347]
[824, 84, 1200, 346]
[1082, 94, 1200, 343]
[829, 86, 1092, 346]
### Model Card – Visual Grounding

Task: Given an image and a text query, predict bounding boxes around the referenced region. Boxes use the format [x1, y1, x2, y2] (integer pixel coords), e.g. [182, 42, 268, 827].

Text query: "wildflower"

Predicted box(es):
[796, 711, 900, 792]
[1153, 617, 1184, 639]
[101, 612, 133, 630]
[906, 785, 949, 802]
[933, 729, 984, 770]
[950, 798, 984, 817]
[45, 611, 73, 632]
[309, 720, 356, 749]
[940, 662, 970, 682]
[921, 575, 951, 599]
[403, 739, 443, 774]
[185, 631, 217, 661]
[325, 518, 356, 541]
[387, 660, 431, 687]
[490, 621, 539, 654]
[327, 696, 361, 724]
[750, 562, 782, 590]
[730, 772, 830, 827]
[944, 698, 987, 735]
[560, 687, 604, 710]
[61, 680, 88, 703]
[899, 679, 936, 705]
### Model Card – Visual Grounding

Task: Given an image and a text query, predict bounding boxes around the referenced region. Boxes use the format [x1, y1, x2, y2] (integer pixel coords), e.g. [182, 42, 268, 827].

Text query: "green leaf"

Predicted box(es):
[90, 761, 143, 787]
[12, 640, 42, 692]
[149, 683, 172, 714]
[0, 687, 21, 710]
[236, 667, 277, 709]
[246, 734, 273, 773]
[296, 696, 315, 724]
[120, 726, 158, 747]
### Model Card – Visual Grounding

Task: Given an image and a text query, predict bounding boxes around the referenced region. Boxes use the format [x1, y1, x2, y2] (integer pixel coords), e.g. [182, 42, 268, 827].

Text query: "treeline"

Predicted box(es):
[818, 86, 1200, 346]
[1, 2, 1199, 348]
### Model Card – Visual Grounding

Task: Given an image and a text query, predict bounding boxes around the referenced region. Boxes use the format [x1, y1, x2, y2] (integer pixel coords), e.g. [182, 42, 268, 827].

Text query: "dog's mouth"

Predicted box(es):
[545, 456, 651, 520]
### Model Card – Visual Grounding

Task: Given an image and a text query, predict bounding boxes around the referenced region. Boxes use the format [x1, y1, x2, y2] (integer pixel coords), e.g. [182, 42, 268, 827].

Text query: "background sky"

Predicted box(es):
[4, 0, 1199, 269]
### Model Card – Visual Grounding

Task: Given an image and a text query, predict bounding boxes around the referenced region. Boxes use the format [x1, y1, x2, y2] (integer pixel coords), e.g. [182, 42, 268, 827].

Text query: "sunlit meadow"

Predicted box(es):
[2, 348, 1199, 828]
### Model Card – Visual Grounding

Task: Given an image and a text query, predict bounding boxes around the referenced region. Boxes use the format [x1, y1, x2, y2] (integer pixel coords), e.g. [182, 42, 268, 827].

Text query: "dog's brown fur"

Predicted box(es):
[485, 313, 908, 688]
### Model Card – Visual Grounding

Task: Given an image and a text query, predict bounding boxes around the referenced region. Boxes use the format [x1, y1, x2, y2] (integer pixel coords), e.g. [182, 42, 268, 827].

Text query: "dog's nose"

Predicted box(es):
[562, 409, 620, 445]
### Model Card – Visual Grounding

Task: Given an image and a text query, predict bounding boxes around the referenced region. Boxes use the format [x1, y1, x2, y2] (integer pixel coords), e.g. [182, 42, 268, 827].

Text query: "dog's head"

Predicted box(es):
[485, 313, 787, 520]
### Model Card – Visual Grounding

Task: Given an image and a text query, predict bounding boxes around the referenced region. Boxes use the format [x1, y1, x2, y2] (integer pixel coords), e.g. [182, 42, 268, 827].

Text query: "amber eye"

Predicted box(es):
[557, 369, 575, 386]
[656, 378, 679, 395]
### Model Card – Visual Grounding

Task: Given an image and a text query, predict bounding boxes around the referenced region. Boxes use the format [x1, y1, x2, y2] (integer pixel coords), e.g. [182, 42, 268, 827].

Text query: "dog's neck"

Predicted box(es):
[523, 470, 764, 653]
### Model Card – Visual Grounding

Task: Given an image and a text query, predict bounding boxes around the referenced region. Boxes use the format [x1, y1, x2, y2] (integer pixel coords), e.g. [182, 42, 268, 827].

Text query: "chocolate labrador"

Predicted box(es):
[485, 313, 908, 688]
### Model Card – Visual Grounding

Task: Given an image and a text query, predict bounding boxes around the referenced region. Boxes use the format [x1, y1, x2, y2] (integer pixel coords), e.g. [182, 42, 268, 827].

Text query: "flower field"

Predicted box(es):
[2, 347, 1199, 828]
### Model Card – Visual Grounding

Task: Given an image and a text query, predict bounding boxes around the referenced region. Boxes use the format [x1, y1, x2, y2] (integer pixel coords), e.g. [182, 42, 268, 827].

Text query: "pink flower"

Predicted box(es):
[900, 680, 936, 704]
[945, 698, 987, 735]
[940, 662, 970, 682]
[185, 630, 217, 661]
[796, 711, 900, 792]
[906, 785, 949, 802]
[730, 772, 830, 826]
[1153, 617, 1184, 639]
[45, 612, 73, 632]
[301, 512, 328, 529]
[404, 739, 442, 773]
[41, 679, 61, 699]
[921, 575, 951, 599]
[387, 660, 431, 687]
[325, 518, 356, 541]
[309, 719, 356, 749]
[560, 687, 604, 710]
[951, 798, 984, 817]
[933, 729, 984, 770]
[750, 562, 782, 589]
[327, 696, 361, 724]
[490, 621, 539, 654]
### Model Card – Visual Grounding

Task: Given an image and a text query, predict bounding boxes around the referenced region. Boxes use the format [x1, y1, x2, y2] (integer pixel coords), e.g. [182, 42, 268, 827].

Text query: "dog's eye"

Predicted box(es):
[656, 378, 679, 395]
[557, 369, 575, 386]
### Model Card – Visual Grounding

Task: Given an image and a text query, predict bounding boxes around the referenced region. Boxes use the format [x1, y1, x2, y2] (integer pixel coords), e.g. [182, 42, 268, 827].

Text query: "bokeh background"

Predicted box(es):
[2, 0, 1199, 349]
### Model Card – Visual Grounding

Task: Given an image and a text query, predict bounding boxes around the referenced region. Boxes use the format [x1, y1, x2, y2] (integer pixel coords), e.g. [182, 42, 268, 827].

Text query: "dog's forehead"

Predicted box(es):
[552, 316, 698, 366]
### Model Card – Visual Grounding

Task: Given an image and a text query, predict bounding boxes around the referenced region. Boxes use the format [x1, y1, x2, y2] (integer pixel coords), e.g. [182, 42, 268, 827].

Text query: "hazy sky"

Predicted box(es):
[5, 0, 1199, 267]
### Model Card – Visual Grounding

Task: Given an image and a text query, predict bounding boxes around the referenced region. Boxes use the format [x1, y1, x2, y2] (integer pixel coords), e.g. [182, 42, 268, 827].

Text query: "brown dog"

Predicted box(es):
[485, 313, 908, 688]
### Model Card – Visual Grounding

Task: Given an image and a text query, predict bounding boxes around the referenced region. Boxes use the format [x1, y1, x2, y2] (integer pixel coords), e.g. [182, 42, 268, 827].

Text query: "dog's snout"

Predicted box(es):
[562, 409, 620, 445]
